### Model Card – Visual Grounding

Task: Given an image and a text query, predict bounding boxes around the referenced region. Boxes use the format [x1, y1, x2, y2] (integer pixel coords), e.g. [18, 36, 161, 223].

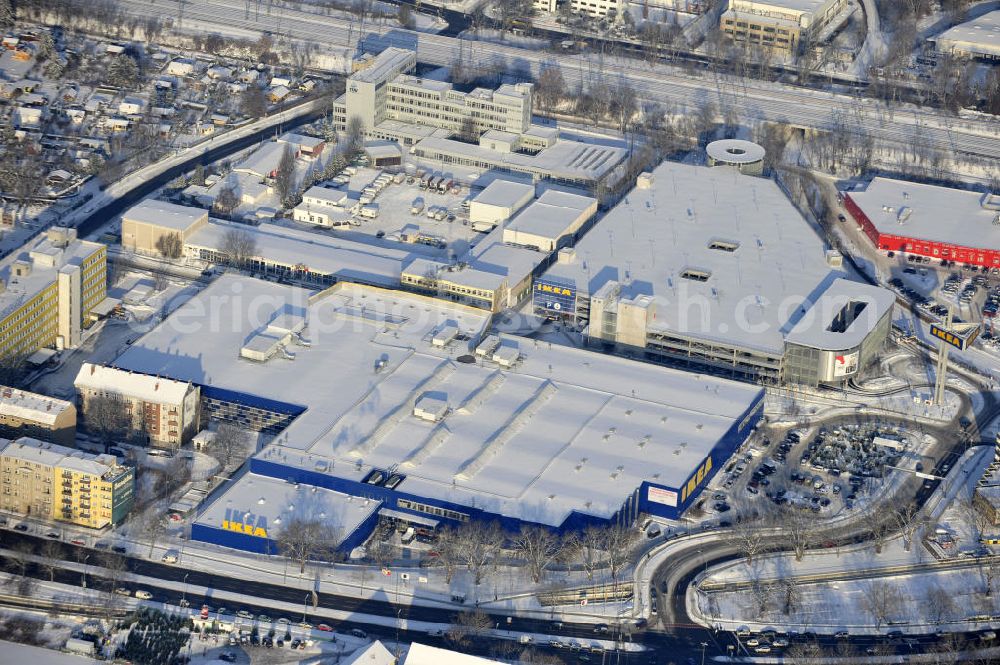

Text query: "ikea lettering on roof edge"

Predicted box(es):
[112, 276, 763, 555]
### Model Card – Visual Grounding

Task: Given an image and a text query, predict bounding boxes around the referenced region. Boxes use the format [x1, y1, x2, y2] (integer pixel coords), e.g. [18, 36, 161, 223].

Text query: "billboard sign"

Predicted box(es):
[533, 279, 576, 314]
[647, 486, 678, 507]
[930, 324, 979, 351]
[832, 350, 859, 377]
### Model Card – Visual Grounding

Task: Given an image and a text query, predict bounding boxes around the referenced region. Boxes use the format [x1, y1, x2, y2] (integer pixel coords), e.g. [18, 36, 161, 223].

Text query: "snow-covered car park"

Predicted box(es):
[730, 426, 908, 515]
[296, 165, 484, 248]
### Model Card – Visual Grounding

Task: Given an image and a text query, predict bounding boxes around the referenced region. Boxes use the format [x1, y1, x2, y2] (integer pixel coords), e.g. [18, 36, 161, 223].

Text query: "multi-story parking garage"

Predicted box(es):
[533, 160, 895, 386]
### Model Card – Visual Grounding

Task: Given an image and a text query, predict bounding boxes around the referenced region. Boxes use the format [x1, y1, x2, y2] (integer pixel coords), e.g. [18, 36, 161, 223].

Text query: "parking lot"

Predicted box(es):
[709, 425, 912, 517]
[296, 165, 486, 251]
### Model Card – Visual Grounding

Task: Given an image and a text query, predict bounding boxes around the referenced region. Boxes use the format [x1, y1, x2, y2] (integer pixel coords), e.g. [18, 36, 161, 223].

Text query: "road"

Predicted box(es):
[114, 0, 1000, 167]
[70, 96, 328, 240]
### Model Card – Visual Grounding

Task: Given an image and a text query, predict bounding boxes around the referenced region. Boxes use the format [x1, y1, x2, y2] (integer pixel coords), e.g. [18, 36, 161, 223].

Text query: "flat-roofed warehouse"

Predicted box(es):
[932, 10, 1000, 61]
[121, 200, 209, 254]
[112, 275, 763, 553]
[534, 161, 894, 386]
[843, 176, 1000, 269]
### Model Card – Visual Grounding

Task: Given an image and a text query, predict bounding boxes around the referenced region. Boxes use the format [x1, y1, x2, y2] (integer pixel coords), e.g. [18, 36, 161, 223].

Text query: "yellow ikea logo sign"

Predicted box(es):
[222, 509, 268, 538]
[680, 456, 713, 503]
[536, 283, 573, 297]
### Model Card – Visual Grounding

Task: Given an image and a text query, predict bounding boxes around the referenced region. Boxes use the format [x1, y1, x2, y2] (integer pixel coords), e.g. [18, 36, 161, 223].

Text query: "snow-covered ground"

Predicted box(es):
[688, 446, 999, 635]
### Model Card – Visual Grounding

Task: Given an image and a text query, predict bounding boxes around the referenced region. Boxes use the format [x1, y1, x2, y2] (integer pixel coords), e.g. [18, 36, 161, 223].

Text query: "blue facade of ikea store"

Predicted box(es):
[191, 390, 764, 555]
[191, 503, 380, 556]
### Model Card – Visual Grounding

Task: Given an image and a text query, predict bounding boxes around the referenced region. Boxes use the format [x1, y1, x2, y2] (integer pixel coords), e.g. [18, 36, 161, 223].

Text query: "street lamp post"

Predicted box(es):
[181, 573, 190, 607]
[81, 554, 91, 590]
[700, 642, 707, 665]
[302, 593, 310, 624]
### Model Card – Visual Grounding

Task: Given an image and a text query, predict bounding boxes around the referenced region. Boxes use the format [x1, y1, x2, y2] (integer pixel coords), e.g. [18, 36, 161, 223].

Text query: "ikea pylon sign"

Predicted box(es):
[221, 509, 269, 538]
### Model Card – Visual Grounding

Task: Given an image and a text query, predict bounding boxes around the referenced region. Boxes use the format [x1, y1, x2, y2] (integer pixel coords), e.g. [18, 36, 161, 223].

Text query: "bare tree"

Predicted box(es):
[510, 525, 563, 584]
[207, 422, 249, 471]
[748, 580, 775, 618]
[397, 3, 415, 28]
[730, 514, 767, 566]
[535, 64, 566, 112]
[139, 510, 168, 557]
[220, 227, 258, 269]
[981, 557, 1000, 597]
[446, 608, 492, 648]
[780, 580, 799, 615]
[432, 524, 464, 584]
[213, 183, 240, 216]
[154, 232, 183, 259]
[276, 517, 340, 573]
[860, 580, 903, 630]
[891, 506, 921, 552]
[861, 509, 892, 554]
[4, 542, 35, 586]
[240, 87, 268, 119]
[83, 395, 131, 451]
[456, 520, 504, 586]
[926, 583, 958, 623]
[38, 540, 64, 582]
[568, 525, 604, 581]
[600, 522, 636, 591]
[784, 512, 815, 562]
[100, 551, 129, 600]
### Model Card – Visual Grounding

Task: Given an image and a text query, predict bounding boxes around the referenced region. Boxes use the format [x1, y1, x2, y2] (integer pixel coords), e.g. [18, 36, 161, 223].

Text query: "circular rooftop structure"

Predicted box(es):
[706, 140, 766, 175]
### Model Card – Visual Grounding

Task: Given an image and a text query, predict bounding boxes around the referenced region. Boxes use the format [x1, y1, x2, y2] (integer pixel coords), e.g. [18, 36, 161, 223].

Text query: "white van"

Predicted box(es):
[135, 590, 153, 600]
[360, 204, 379, 219]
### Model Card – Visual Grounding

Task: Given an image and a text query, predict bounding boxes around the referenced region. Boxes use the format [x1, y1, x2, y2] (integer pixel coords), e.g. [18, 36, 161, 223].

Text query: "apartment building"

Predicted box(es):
[720, 0, 850, 53]
[336, 47, 533, 137]
[0, 436, 134, 528]
[0, 227, 106, 358]
[569, 0, 624, 18]
[75, 363, 201, 447]
[0, 386, 76, 446]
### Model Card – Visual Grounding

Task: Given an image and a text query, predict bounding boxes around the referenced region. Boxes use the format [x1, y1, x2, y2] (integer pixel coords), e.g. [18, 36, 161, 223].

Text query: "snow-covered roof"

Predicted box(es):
[413, 135, 627, 183]
[302, 185, 348, 206]
[933, 10, 1000, 57]
[352, 48, 416, 84]
[115, 276, 760, 528]
[235, 141, 288, 178]
[541, 160, 843, 355]
[0, 231, 104, 322]
[194, 472, 379, 546]
[0, 436, 121, 478]
[346, 641, 397, 665]
[472, 179, 535, 208]
[784, 278, 895, 351]
[405, 643, 501, 665]
[184, 219, 410, 287]
[0, 386, 73, 426]
[74, 363, 193, 405]
[728, 0, 832, 17]
[278, 132, 325, 150]
[846, 176, 1000, 251]
[706, 139, 766, 166]
[504, 189, 596, 240]
[114, 277, 493, 449]
[121, 199, 208, 231]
